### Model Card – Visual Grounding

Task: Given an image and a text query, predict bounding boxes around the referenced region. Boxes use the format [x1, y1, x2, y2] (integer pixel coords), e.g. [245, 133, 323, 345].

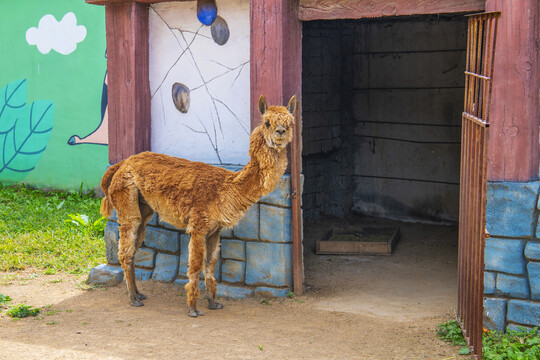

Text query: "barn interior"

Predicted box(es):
[301, 14, 467, 315]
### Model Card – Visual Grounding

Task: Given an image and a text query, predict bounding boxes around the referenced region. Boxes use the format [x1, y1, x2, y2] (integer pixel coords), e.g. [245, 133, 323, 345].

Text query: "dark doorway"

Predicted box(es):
[301, 15, 468, 249]
[300, 14, 468, 321]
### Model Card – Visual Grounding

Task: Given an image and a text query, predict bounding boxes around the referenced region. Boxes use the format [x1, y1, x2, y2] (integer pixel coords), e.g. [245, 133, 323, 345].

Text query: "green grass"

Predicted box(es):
[6, 304, 40, 318]
[0, 184, 106, 274]
[437, 319, 540, 359]
[0, 293, 12, 304]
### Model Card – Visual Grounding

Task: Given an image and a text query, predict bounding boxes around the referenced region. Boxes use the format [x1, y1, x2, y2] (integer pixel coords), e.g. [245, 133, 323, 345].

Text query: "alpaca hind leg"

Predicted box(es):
[185, 230, 206, 317]
[113, 185, 144, 307]
[118, 220, 143, 306]
[204, 228, 223, 310]
[131, 202, 154, 302]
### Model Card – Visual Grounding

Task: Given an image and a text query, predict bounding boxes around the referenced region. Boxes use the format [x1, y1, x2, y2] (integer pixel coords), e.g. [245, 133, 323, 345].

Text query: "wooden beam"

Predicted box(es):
[87, 0, 193, 5]
[105, 2, 151, 164]
[298, 0, 485, 21]
[250, 0, 304, 294]
[486, 0, 540, 181]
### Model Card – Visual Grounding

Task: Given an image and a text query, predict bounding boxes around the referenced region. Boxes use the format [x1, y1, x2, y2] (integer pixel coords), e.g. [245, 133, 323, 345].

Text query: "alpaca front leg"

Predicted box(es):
[185, 231, 205, 317]
[204, 229, 223, 310]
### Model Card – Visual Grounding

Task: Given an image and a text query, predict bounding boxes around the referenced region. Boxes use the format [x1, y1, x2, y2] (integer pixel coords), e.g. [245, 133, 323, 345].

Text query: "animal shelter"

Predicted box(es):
[85, 0, 539, 355]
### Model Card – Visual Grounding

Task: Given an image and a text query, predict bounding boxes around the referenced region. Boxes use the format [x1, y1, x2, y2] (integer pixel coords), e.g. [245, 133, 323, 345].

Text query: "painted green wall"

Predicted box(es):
[0, 0, 107, 190]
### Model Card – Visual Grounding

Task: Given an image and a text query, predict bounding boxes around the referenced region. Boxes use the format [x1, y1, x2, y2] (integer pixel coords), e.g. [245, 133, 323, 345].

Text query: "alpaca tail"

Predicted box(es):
[100, 161, 123, 218]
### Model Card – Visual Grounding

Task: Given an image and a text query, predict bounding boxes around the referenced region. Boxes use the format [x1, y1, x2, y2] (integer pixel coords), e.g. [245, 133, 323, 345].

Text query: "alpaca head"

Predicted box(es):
[257, 95, 296, 150]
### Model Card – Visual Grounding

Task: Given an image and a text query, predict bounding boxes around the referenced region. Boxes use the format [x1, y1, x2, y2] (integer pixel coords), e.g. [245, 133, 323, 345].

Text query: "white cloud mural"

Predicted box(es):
[149, 0, 250, 165]
[26, 12, 87, 55]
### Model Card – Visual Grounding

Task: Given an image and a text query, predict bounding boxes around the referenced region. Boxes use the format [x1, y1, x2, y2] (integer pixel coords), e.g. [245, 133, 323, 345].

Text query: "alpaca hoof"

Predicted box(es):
[208, 302, 223, 310]
[188, 308, 204, 317]
[130, 299, 144, 307]
[136, 293, 147, 300]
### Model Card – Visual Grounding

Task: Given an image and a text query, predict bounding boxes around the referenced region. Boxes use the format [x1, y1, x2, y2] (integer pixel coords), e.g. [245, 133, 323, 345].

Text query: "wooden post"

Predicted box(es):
[105, 2, 151, 164]
[485, 0, 540, 181]
[250, 0, 304, 294]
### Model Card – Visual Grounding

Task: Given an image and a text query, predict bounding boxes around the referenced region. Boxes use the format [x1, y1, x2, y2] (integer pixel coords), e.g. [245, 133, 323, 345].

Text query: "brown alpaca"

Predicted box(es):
[100, 95, 296, 317]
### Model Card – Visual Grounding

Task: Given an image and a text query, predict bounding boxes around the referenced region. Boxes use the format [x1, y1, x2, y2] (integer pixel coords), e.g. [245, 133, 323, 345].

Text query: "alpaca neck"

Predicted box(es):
[233, 126, 288, 202]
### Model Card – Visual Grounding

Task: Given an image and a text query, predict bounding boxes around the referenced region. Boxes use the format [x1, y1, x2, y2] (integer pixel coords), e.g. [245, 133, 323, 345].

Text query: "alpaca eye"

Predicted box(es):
[265, 121, 270, 128]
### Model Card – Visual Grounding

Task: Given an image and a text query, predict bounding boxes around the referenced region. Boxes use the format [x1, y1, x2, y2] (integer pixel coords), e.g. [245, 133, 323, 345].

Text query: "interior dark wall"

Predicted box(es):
[301, 21, 355, 220]
[302, 15, 467, 223]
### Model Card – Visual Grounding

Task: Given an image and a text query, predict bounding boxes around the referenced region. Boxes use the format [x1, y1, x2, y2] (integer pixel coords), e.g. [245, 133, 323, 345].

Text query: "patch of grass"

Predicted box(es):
[483, 326, 540, 360]
[6, 304, 40, 318]
[260, 298, 271, 305]
[437, 320, 540, 359]
[437, 319, 468, 347]
[0, 293, 12, 304]
[0, 185, 106, 274]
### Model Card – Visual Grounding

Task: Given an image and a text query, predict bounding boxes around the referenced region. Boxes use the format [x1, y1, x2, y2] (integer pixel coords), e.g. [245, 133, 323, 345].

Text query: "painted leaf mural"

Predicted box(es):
[0, 79, 54, 181]
[0, 79, 27, 133]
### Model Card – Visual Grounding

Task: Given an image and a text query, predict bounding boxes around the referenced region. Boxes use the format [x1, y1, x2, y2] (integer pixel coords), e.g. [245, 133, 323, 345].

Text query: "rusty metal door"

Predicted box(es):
[458, 12, 500, 360]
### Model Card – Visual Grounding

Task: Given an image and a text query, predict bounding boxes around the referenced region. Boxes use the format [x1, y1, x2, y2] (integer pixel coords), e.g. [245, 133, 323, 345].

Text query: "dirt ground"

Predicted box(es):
[0, 220, 465, 360]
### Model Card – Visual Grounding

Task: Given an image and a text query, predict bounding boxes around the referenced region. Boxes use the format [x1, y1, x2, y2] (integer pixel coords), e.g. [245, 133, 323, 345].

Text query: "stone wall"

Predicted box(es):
[87, 175, 294, 298]
[483, 181, 540, 331]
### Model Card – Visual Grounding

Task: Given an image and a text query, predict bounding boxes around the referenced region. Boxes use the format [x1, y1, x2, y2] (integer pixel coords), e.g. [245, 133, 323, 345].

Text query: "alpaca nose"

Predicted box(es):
[275, 125, 286, 137]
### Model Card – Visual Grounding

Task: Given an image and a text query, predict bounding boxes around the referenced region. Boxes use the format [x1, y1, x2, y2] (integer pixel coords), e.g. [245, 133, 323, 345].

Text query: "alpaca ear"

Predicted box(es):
[258, 95, 268, 115]
[287, 95, 296, 115]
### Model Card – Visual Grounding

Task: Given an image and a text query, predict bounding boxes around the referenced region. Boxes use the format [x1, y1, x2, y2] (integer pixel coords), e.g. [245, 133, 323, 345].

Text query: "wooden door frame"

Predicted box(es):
[285, 0, 486, 296]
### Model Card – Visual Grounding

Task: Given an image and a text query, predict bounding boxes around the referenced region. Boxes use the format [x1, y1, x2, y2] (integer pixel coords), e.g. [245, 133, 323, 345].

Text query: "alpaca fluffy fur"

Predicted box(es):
[100, 95, 296, 317]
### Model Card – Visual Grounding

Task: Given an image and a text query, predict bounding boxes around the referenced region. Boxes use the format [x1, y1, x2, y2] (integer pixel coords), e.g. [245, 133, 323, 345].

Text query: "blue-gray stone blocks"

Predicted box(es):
[178, 234, 190, 277]
[144, 226, 179, 253]
[484, 298, 507, 331]
[254, 286, 291, 297]
[216, 283, 253, 298]
[234, 204, 259, 239]
[486, 181, 540, 238]
[220, 227, 233, 238]
[135, 268, 152, 281]
[260, 175, 292, 207]
[485, 238, 526, 274]
[260, 204, 292, 243]
[148, 212, 159, 226]
[104, 221, 120, 265]
[507, 300, 540, 327]
[221, 239, 245, 261]
[246, 242, 292, 287]
[527, 262, 540, 300]
[484, 271, 496, 295]
[496, 273, 530, 299]
[525, 241, 540, 260]
[222, 260, 245, 283]
[87, 264, 123, 286]
[484, 180, 540, 330]
[152, 253, 179, 282]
